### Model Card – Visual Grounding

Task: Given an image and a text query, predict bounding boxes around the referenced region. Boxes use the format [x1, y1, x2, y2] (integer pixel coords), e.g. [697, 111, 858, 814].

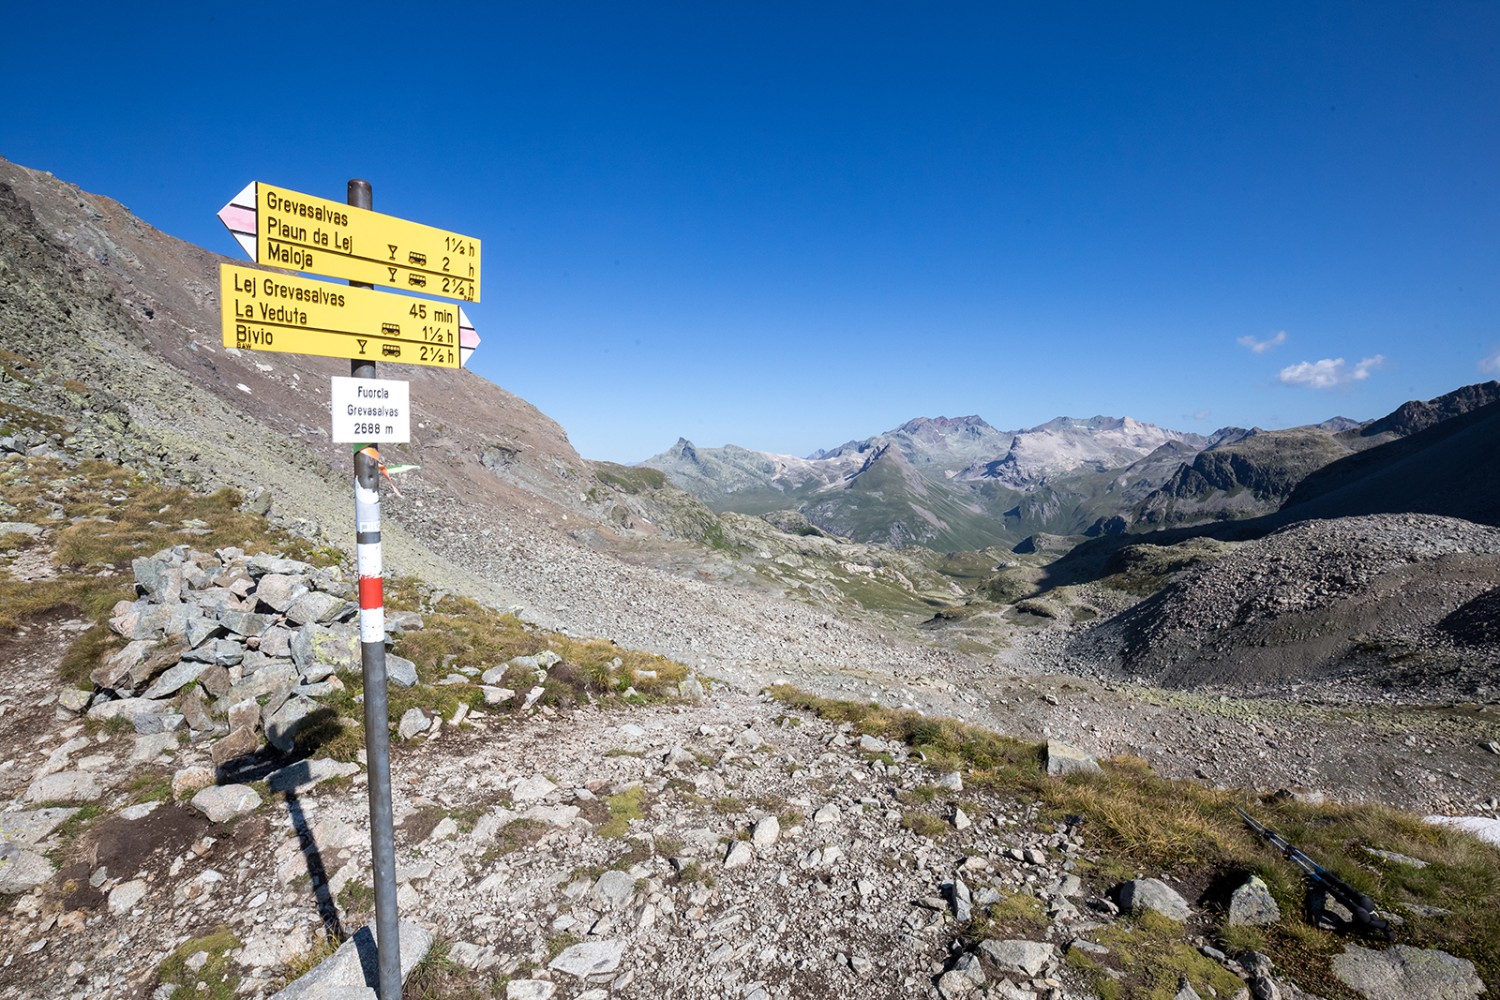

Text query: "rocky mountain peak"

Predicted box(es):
[1354, 381, 1500, 441]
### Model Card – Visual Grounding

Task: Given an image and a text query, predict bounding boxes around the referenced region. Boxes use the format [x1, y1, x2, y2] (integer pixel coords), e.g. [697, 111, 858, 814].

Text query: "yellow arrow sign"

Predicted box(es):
[219, 264, 461, 368]
[218, 182, 481, 302]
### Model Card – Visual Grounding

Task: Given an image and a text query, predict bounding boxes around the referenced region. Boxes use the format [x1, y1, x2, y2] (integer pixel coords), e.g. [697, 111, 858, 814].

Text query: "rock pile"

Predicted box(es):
[74, 545, 407, 773]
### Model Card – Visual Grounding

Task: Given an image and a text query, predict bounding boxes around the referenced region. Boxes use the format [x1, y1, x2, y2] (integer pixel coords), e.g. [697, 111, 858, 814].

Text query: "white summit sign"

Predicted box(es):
[330, 376, 410, 443]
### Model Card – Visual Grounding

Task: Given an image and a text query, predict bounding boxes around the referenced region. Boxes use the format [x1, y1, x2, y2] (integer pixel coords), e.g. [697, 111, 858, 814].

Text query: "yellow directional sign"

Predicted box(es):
[218, 182, 481, 302]
[219, 264, 461, 368]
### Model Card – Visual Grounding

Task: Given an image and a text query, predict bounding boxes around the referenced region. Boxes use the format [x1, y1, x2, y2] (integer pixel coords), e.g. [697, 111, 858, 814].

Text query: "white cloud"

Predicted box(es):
[1480, 350, 1500, 374]
[1278, 355, 1385, 389]
[1237, 330, 1287, 353]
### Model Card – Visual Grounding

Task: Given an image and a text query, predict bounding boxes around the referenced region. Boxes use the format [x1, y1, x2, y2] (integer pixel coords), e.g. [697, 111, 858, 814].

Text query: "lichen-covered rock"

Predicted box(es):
[1331, 944, 1484, 1000]
[1115, 878, 1191, 921]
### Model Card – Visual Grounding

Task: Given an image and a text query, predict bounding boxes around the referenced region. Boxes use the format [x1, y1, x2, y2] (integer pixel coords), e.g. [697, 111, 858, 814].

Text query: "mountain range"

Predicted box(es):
[644, 385, 1500, 551]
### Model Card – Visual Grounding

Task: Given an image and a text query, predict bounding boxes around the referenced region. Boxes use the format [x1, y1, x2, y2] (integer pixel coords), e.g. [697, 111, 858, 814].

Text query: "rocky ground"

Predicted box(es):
[6, 605, 1487, 1000]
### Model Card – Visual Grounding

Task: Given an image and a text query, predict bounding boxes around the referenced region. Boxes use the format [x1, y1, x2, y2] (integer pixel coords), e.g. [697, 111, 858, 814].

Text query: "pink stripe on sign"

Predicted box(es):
[460, 328, 479, 349]
[218, 204, 256, 233]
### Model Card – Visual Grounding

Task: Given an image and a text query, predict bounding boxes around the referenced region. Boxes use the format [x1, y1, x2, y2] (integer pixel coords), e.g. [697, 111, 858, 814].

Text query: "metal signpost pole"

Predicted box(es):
[347, 177, 403, 998]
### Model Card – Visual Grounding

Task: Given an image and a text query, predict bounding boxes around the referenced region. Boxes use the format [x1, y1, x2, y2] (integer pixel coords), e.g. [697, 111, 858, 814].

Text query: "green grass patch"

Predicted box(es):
[126, 772, 174, 804]
[598, 786, 648, 839]
[482, 818, 552, 860]
[1070, 911, 1246, 1000]
[404, 936, 493, 1000]
[901, 812, 949, 839]
[592, 462, 668, 494]
[155, 925, 242, 1000]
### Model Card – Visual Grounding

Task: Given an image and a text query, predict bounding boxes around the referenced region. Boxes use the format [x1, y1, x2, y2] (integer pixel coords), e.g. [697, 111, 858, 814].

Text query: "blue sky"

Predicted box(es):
[4, 3, 1497, 462]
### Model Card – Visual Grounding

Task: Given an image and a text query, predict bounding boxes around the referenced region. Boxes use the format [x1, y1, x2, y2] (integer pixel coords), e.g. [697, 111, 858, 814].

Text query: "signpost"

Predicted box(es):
[219, 264, 471, 367]
[217, 177, 482, 1000]
[218, 181, 482, 301]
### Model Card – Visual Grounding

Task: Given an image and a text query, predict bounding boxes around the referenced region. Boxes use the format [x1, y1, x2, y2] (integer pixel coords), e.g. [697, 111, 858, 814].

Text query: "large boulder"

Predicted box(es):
[1046, 740, 1101, 776]
[1227, 875, 1282, 926]
[1331, 944, 1484, 1000]
[190, 784, 262, 823]
[291, 624, 360, 680]
[1115, 878, 1191, 921]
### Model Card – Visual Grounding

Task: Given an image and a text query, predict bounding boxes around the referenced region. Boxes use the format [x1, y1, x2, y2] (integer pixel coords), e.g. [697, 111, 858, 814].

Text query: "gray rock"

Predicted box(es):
[184, 616, 225, 650]
[220, 662, 298, 708]
[751, 815, 780, 848]
[91, 639, 155, 692]
[1116, 878, 1191, 921]
[269, 920, 431, 1000]
[724, 841, 753, 869]
[0, 807, 78, 846]
[480, 665, 511, 686]
[951, 952, 986, 986]
[386, 655, 418, 689]
[506, 982, 555, 1000]
[199, 664, 233, 699]
[26, 770, 104, 804]
[265, 696, 322, 753]
[520, 805, 579, 827]
[291, 624, 360, 679]
[177, 689, 215, 732]
[1331, 944, 1483, 1000]
[133, 556, 184, 604]
[172, 766, 216, 799]
[209, 726, 262, 767]
[190, 784, 262, 823]
[107, 877, 149, 915]
[1046, 740, 1101, 776]
[977, 939, 1055, 977]
[936, 969, 977, 997]
[56, 687, 91, 714]
[141, 660, 211, 700]
[386, 610, 424, 633]
[548, 938, 624, 978]
[398, 708, 431, 740]
[217, 609, 276, 638]
[182, 637, 246, 668]
[1228, 875, 1282, 927]
[254, 573, 309, 613]
[249, 554, 316, 578]
[131, 730, 180, 763]
[1362, 847, 1429, 869]
[677, 674, 706, 700]
[511, 775, 556, 802]
[1174, 980, 1203, 1000]
[87, 697, 174, 733]
[937, 770, 964, 791]
[594, 869, 636, 910]
[286, 590, 355, 627]
[479, 685, 514, 705]
[260, 625, 295, 658]
[0, 844, 56, 893]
